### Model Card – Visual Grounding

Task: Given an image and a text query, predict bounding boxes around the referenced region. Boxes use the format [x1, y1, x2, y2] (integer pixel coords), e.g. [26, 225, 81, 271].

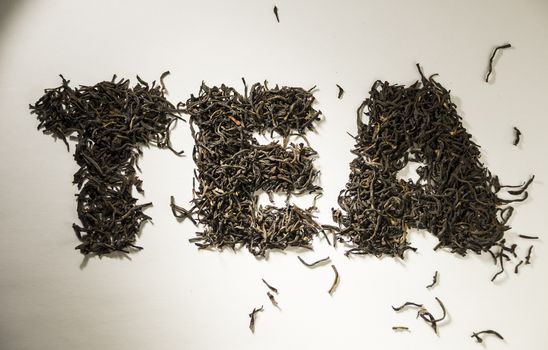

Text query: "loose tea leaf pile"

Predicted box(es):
[334, 65, 533, 257]
[30, 74, 182, 255]
[178, 80, 322, 256]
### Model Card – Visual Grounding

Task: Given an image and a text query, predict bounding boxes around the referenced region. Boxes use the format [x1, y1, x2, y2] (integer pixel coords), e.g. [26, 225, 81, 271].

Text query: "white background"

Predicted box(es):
[1, 0, 547, 349]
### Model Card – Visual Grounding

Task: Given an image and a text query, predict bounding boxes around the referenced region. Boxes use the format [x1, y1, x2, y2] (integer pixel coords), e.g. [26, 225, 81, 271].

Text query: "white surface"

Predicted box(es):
[0, 0, 547, 349]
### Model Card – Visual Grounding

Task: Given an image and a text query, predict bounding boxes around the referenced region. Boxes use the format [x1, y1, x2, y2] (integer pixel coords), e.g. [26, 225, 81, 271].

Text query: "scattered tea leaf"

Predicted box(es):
[392, 302, 423, 312]
[485, 43, 512, 83]
[328, 265, 339, 295]
[512, 126, 521, 146]
[491, 250, 505, 282]
[267, 292, 279, 307]
[262, 279, 278, 294]
[525, 245, 534, 265]
[298, 256, 331, 268]
[336, 84, 344, 99]
[514, 260, 523, 274]
[426, 271, 438, 289]
[471, 330, 504, 343]
[273, 6, 279, 22]
[249, 306, 264, 333]
[392, 326, 409, 332]
[518, 234, 539, 240]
